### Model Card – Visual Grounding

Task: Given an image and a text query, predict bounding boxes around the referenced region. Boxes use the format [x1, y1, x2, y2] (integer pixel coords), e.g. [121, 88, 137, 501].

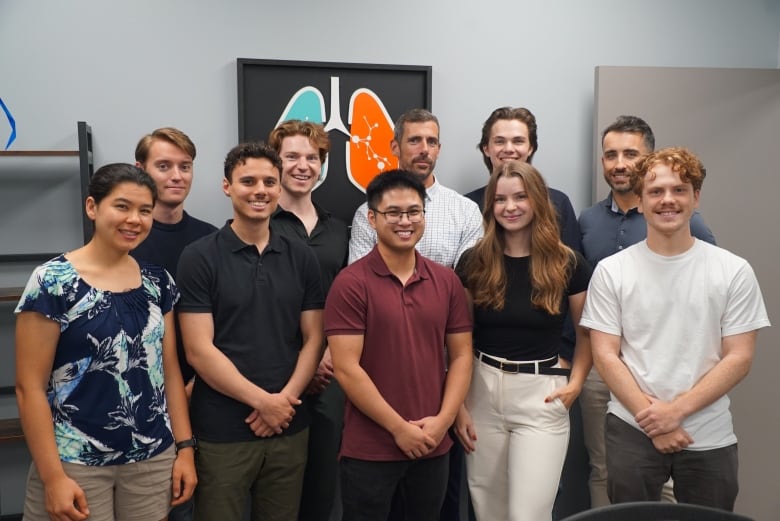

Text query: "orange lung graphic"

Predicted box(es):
[346, 88, 398, 192]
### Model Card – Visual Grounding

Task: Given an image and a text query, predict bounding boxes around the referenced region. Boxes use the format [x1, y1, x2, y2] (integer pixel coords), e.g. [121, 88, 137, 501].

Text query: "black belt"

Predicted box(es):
[474, 349, 571, 376]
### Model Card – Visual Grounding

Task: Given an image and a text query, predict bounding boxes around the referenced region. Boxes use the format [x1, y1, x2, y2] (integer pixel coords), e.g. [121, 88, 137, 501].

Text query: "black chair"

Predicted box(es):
[560, 501, 754, 521]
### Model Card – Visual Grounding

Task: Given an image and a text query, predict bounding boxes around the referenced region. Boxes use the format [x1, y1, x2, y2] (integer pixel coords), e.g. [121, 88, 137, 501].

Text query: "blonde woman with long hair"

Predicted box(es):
[454, 160, 592, 521]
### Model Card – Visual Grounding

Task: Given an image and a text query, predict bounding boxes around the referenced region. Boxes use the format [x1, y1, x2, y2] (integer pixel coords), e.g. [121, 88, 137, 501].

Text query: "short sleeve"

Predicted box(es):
[580, 262, 622, 336]
[324, 270, 367, 336]
[176, 242, 214, 313]
[721, 261, 771, 336]
[15, 259, 74, 331]
[454, 247, 474, 287]
[567, 251, 593, 296]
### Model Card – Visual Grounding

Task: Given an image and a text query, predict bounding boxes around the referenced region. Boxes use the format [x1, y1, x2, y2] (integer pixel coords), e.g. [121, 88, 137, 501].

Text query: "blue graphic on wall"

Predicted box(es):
[0, 97, 17, 150]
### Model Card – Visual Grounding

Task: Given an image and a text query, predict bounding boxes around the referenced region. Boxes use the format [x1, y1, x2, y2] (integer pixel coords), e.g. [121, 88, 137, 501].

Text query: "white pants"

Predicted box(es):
[465, 355, 570, 521]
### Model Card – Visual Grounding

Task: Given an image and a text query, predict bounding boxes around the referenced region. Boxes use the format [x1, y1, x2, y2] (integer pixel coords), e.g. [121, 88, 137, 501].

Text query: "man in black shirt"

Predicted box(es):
[268, 120, 349, 521]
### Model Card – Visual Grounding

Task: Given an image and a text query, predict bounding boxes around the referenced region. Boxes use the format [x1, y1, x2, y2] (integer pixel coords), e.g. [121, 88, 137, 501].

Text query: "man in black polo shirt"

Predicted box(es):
[177, 142, 325, 521]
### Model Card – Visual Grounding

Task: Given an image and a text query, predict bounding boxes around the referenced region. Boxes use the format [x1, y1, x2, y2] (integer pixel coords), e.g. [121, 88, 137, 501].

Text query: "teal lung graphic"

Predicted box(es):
[277, 86, 325, 124]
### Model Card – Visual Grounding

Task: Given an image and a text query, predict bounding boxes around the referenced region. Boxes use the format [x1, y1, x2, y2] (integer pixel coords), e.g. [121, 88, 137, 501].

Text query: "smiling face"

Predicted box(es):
[279, 134, 322, 197]
[369, 187, 425, 254]
[223, 157, 281, 224]
[390, 121, 440, 187]
[493, 175, 534, 235]
[638, 163, 700, 238]
[138, 139, 193, 209]
[601, 131, 649, 194]
[86, 181, 154, 253]
[482, 119, 535, 170]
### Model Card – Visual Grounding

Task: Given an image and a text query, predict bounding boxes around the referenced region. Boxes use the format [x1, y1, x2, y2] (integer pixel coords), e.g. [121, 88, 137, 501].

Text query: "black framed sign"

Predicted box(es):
[237, 58, 432, 225]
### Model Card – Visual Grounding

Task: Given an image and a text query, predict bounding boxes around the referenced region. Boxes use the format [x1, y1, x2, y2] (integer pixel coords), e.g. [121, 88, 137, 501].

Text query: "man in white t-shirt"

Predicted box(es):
[580, 147, 770, 511]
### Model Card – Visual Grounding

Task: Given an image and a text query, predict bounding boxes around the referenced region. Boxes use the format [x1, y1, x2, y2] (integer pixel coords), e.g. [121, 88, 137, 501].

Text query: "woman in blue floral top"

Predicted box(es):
[15, 163, 196, 521]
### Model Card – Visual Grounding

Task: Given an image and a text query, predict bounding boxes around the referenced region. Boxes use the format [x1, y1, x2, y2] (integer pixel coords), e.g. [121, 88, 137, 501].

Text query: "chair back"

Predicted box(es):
[560, 501, 754, 521]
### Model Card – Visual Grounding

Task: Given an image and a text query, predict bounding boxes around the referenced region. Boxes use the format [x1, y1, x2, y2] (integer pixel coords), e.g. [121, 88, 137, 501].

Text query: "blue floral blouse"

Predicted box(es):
[15, 255, 179, 466]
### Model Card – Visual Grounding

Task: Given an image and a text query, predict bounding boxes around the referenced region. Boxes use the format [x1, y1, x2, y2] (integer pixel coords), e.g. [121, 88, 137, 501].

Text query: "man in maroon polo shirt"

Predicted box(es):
[325, 170, 473, 520]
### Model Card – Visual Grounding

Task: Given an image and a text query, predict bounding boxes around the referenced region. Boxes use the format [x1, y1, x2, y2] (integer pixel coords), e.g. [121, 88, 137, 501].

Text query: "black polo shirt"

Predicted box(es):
[271, 203, 349, 296]
[177, 220, 324, 442]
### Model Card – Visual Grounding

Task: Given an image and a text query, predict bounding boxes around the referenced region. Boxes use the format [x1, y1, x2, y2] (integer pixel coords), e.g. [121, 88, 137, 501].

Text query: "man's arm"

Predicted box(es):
[179, 312, 297, 434]
[347, 205, 375, 264]
[410, 331, 472, 448]
[590, 328, 692, 453]
[636, 331, 757, 437]
[281, 309, 324, 399]
[329, 333, 436, 459]
[590, 329, 652, 417]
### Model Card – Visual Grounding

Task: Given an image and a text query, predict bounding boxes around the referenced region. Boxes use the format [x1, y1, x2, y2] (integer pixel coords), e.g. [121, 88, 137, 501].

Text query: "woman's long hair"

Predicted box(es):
[463, 160, 573, 314]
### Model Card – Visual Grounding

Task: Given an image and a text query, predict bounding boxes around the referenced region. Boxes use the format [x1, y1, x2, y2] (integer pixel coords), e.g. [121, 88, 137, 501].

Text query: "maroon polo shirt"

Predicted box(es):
[324, 247, 472, 461]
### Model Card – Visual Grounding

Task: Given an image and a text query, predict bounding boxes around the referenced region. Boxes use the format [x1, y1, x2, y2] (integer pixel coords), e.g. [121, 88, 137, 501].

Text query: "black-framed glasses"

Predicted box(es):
[371, 208, 425, 223]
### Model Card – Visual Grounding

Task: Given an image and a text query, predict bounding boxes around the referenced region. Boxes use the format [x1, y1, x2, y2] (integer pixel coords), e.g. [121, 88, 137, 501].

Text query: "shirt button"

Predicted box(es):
[618, 245, 623, 250]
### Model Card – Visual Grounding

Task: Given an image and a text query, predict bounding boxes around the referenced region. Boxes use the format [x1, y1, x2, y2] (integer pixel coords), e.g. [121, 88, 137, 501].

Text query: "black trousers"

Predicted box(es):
[605, 414, 739, 511]
[341, 454, 449, 521]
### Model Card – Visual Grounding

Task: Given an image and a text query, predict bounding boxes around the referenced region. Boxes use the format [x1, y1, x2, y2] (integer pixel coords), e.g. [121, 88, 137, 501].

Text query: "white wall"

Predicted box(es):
[1, 0, 779, 227]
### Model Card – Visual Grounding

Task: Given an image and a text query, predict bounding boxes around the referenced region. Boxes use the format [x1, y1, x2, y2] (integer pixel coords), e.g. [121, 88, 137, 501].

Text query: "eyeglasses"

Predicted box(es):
[371, 208, 425, 223]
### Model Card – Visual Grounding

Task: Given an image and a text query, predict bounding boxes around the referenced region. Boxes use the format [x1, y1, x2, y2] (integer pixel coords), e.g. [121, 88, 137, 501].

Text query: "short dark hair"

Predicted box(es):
[223, 142, 282, 181]
[366, 169, 426, 210]
[477, 107, 539, 171]
[393, 108, 439, 144]
[89, 163, 157, 204]
[601, 115, 655, 152]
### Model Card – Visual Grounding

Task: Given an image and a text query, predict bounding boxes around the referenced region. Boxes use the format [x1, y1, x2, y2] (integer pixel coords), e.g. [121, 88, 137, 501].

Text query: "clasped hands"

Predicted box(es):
[245, 391, 300, 438]
[393, 415, 449, 460]
[635, 394, 693, 454]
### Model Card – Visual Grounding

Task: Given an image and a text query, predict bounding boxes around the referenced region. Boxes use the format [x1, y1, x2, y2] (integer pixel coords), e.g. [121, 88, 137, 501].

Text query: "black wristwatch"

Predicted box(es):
[175, 436, 198, 454]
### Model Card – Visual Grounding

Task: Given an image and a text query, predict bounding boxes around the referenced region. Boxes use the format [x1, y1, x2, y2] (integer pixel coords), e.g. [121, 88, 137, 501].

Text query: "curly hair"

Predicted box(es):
[632, 146, 706, 196]
[223, 142, 282, 181]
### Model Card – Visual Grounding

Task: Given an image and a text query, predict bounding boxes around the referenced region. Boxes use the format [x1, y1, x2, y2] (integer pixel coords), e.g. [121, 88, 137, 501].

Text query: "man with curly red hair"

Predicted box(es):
[581, 147, 770, 511]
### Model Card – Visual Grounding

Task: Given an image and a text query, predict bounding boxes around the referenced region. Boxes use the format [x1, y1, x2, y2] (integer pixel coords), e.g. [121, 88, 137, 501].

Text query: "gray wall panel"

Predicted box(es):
[594, 66, 780, 520]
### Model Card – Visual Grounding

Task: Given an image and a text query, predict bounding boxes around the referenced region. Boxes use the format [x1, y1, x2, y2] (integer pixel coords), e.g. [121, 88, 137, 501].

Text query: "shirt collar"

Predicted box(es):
[274, 201, 333, 222]
[424, 176, 439, 202]
[366, 247, 430, 282]
[605, 192, 639, 216]
[221, 219, 285, 254]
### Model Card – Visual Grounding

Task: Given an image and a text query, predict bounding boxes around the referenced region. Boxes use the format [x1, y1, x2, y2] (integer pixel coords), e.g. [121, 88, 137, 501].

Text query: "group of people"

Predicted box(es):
[13, 106, 769, 521]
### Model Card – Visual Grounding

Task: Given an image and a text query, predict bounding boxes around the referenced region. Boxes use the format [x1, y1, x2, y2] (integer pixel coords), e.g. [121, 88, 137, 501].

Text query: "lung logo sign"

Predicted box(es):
[276, 77, 398, 192]
[238, 60, 431, 225]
